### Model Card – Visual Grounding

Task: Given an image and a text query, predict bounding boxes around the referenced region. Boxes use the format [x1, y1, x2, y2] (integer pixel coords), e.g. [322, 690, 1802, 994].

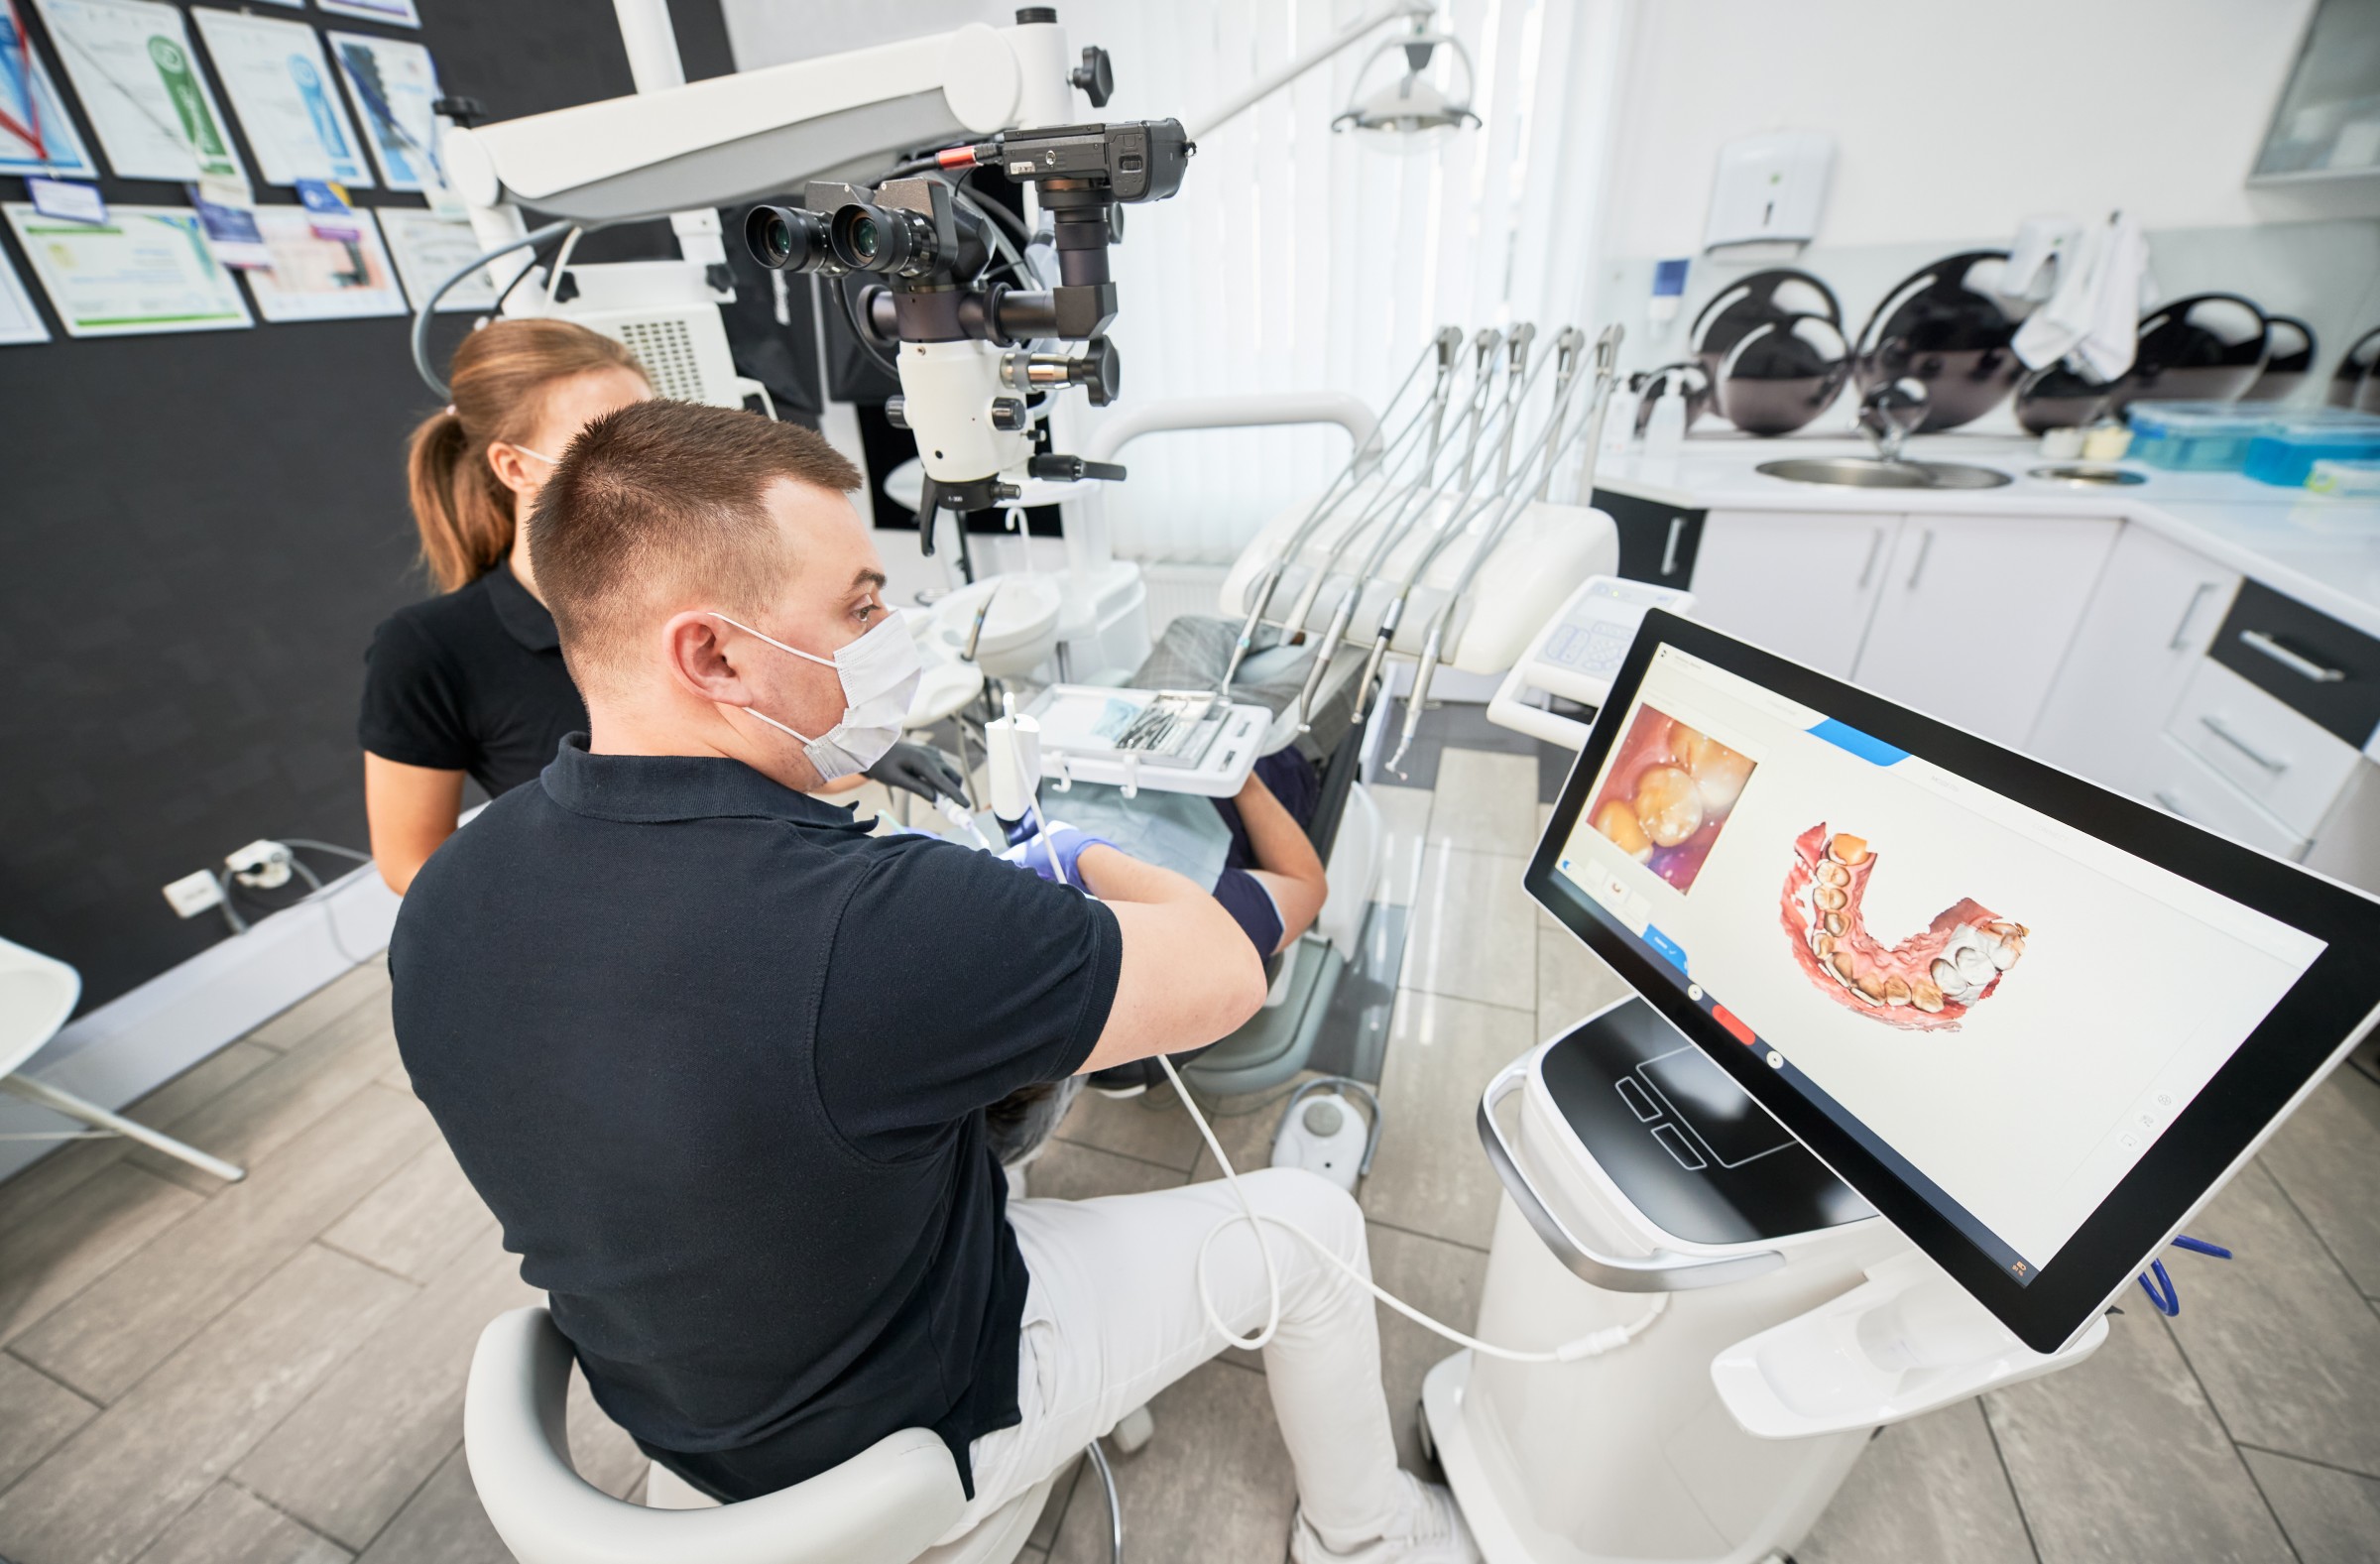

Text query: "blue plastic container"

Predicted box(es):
[2243, 414, 2380, 487]
[2126, 402, 2278, 472]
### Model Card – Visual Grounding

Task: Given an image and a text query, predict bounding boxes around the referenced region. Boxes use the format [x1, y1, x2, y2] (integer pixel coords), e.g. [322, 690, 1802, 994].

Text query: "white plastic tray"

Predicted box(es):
[1028, 685, 1272, 798]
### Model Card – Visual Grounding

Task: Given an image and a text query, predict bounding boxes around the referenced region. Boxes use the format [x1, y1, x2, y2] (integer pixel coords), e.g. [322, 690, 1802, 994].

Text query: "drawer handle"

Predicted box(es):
[2154, 789, 2195, 820]
[2239, 629, 2345, 683]
[2169, 582, 2219, 651]
[2200, 714, 2289, 775]
[1660, 516, 1685, 577]
[1906, 530, 1935, 591]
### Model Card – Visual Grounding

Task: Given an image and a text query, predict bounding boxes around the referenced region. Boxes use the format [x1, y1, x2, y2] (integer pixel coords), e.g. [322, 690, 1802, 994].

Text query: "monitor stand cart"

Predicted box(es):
[1422, 997, 2103, 1564]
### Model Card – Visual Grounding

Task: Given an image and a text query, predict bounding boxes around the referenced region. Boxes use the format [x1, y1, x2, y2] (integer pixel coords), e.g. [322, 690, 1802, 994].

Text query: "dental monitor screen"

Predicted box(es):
[1528, 613, 2380, 1352]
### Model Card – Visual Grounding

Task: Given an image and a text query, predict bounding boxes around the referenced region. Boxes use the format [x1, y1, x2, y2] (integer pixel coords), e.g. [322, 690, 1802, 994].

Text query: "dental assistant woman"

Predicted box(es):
[360, 319, 653, 894]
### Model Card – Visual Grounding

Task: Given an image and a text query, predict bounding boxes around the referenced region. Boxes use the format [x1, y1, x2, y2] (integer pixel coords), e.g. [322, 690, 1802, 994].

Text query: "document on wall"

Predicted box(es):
[33, 0, 247, 184]
[317, 0, 420, 27]
[0, 234, 53, 343]
[0, 1, 97, 178]
[325, 31, 443, 195]
[244, 205, 408, 322]
[3, 202, 252, 335]
[190, 8, 375, 189]
[380, 207, 500, 313]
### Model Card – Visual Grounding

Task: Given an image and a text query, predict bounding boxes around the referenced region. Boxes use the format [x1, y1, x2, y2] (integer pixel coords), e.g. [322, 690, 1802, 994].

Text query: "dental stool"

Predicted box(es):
[466, 1306, 1121, 1564]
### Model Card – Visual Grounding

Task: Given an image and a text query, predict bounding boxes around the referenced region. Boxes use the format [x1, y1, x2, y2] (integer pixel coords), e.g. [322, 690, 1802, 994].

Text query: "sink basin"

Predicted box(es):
[2028, 464, 2147, 486]
[1756, 456, 2012, 489]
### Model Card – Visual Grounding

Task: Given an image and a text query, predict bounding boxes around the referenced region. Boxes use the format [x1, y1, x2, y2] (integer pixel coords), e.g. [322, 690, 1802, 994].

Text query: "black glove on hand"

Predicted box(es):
[866, 740, 968, 803]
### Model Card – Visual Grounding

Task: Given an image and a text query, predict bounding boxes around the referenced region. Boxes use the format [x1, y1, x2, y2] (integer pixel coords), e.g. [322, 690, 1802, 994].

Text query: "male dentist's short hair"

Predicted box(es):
[530, 400, 862, 689]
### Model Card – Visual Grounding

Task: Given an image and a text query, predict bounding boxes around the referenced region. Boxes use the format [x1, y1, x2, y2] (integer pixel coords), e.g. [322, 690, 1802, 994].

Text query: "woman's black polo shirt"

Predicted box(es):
[359, 562, 586, 796]
[388, 737, 1119, 1501]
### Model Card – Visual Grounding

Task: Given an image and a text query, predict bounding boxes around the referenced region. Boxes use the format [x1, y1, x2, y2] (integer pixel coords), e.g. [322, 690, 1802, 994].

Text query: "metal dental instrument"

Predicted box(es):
[1219, 330, 1460, 696]
[1283, 328, 1509, 726]
[1307, 326, 1553, 731]
[1272, 327, 1494, 661]
[1388, 324, 1622, 773]
[1341, 328, 1580, 728]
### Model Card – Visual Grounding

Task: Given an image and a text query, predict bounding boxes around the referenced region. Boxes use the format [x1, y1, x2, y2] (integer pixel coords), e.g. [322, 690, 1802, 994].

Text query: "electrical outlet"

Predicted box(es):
[164, 870, 225, 919]
[226, 838, 295, 890]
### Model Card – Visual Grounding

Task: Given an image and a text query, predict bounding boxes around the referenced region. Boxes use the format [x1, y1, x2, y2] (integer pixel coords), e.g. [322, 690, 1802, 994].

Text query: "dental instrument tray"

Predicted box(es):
[1024, 685, 1273, 797]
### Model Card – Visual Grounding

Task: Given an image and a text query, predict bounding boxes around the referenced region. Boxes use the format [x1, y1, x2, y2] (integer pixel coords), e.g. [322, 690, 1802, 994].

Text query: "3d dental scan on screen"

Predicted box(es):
[10, 2, 2380, 1563]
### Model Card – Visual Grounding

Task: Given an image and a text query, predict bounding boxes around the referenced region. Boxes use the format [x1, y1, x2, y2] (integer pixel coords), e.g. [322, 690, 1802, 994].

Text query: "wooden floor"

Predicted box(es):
[2, 743, 2377, 1563]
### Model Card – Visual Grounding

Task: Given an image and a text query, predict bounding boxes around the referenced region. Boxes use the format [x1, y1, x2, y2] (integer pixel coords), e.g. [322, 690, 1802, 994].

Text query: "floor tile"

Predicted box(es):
[1400, 844, 1535, 1010]
[318, 1139, 493, 1284]
[1986, 1310, 2293, 1563]
[352, 1445, 512, 1564]
[1020, 1139, 1186, 1203]
[13, 1085, 436, 1403]
[1359, 990, 1535, 1250]
[1367, 783, 1433, 909]
[1053, 1083, 1205, 1174]
[1535, 928, 1631, 1041]
[2162, 1161, 2380, 1475]
[244, 962, 390, 1053]
[1367, 1225, 1487, 1474]
[0, 1245, 412, 1564]
[1798, 1400, 2032, 1564]
[129, 1482, 350, 1564]
[1047, 1361, 1294, 1564]
[128, 994, 403, 1191]
[2258, 1067, 2380, 1299]
[0, 1351, 97, 1493]
[2239, 1446, 2380, 1564]
[234, 1230, 531, 1549]
[1027, 1455, 1085, 1551]
[1425, 749, 1541, 857]
[0, 1160, 201, 1348]
[1185, 1071, 1324, 1185]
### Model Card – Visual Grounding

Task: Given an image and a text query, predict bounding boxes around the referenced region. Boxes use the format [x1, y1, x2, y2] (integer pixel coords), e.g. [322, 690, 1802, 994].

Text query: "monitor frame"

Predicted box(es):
[1526, 609, 2380, 1354]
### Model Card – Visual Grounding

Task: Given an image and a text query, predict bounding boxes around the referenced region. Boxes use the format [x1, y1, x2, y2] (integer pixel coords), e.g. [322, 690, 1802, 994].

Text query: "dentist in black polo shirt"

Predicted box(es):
[390, 401, 1478, 1563]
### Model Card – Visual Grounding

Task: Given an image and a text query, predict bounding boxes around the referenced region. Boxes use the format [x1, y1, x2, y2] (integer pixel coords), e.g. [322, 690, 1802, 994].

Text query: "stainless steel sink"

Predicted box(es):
[1756, 456, 2013, 490]
[2029, 464, 2148, 486]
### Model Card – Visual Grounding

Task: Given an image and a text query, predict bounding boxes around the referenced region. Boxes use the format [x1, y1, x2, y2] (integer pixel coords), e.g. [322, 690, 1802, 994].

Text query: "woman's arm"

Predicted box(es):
[365, 753, 466, 894]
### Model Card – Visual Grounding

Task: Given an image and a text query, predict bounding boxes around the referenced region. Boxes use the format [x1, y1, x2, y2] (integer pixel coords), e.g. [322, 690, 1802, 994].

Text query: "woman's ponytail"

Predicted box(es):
[405, 319, 647, 593]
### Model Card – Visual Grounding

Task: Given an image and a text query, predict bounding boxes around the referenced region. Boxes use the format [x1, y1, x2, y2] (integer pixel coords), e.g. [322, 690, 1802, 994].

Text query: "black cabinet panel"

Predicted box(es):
[1593, 488, 1706, 587]
[2207, 580, 2380, 748]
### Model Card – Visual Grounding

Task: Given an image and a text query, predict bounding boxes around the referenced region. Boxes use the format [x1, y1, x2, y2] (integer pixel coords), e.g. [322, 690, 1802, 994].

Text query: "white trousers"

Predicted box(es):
[943, 1168, 1414, 1552]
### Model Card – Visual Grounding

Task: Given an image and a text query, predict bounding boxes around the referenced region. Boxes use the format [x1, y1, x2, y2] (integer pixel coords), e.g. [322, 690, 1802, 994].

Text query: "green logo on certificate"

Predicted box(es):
[148, 34, 237, 177]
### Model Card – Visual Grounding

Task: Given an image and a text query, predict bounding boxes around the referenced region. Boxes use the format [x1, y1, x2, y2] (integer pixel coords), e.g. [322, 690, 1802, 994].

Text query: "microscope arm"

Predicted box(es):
[440, 20, 1071, 224]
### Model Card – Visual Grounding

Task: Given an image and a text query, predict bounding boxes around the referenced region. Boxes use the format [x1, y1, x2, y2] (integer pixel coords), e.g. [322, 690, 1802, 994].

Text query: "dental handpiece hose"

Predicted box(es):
[1287, 330, 1517, 728]
[1390, 325, 1621, 772]
[1223, 332, 1461, 696]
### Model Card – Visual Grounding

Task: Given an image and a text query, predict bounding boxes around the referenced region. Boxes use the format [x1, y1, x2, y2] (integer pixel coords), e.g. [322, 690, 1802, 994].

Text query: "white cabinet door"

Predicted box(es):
[2027, 525, 2239, 797]
[1686, 510, 1900, 676]
[1851, 513, 2121, 748]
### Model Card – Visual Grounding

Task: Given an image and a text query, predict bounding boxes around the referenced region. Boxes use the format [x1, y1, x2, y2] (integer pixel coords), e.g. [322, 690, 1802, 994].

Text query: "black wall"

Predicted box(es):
[0, 0, 733, 1012]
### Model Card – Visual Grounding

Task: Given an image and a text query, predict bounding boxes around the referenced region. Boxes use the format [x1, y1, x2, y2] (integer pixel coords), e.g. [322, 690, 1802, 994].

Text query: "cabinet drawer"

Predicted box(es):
[2140, 735, 2310, 860]
[2206, 579, 2380, 747]
[2166, 660, 2360, 834]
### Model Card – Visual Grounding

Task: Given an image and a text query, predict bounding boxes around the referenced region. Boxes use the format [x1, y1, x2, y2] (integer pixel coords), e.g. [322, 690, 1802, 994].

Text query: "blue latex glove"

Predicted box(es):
[999, 822, 1115, 886]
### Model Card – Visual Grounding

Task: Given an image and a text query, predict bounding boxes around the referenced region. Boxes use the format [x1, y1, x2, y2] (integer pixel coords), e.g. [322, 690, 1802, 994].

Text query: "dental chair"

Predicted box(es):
[465, 1306, 1122, 1564]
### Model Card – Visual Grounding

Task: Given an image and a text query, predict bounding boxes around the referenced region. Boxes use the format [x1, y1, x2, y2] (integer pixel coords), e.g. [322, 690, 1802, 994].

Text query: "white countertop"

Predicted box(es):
[1593, 433, 2380, 641]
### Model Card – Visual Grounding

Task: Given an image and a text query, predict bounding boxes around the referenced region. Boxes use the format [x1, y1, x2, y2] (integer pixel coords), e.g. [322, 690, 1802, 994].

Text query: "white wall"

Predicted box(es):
[1601, 0, 2340, 259]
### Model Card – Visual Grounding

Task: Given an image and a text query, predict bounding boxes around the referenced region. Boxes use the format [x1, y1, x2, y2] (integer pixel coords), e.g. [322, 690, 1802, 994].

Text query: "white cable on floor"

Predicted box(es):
[1155, 1053, 1667, 1365]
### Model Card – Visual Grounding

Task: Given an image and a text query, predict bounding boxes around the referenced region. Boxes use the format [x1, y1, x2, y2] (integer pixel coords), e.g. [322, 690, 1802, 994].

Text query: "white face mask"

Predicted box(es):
[710, 609, 920, 782]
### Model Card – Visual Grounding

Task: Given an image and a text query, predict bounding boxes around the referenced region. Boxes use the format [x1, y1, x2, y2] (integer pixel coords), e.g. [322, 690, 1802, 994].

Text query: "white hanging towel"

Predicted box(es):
[2013, 211, 2155, 378]
[1999, 215, 2082, 302]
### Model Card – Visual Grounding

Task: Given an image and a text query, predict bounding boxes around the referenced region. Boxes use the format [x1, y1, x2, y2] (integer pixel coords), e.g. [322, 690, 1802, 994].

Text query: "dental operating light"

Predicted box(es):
[1331, 18, 1481, 145]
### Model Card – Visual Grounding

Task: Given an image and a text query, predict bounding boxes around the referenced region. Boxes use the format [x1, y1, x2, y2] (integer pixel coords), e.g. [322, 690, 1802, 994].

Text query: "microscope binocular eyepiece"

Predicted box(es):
[745, 200, 942, 279]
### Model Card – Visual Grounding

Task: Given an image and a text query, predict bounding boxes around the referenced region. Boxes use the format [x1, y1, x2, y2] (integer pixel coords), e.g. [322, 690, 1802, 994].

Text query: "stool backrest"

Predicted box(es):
[0, 936, 80, 1078]
[464, 1306, 968, 1564]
